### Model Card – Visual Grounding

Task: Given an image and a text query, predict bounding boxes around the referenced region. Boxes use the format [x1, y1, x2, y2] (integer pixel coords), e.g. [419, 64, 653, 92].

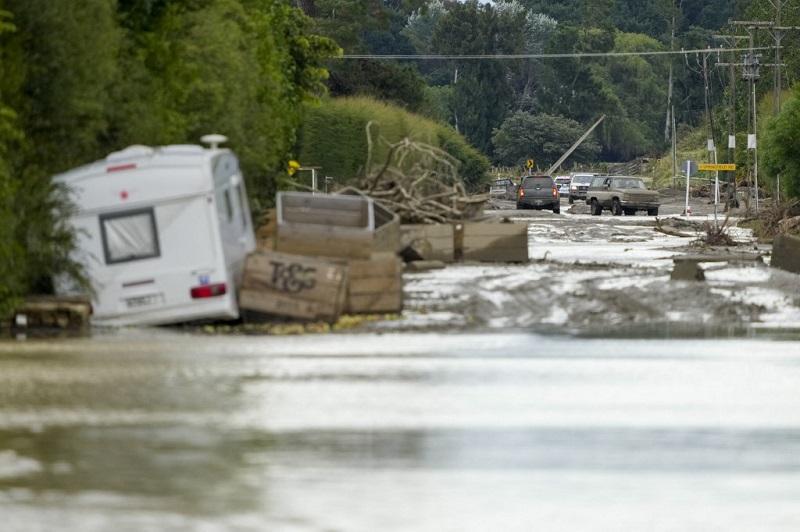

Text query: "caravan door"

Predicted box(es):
[213, 154, 255, 285]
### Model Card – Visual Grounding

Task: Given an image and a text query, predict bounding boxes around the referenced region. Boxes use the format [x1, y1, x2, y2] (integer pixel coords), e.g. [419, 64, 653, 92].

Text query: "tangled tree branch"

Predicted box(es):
[341, 122, 488, 224]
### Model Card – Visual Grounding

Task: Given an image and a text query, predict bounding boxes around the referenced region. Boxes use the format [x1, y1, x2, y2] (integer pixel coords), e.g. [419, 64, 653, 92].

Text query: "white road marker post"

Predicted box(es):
[714, 172, 720, 229]
[684, 160, 691, 217]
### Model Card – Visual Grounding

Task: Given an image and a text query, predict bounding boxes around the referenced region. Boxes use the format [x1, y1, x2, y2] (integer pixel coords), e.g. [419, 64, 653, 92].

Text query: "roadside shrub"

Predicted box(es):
[297, 96, 490, 191]
[763, 85, 800, 199]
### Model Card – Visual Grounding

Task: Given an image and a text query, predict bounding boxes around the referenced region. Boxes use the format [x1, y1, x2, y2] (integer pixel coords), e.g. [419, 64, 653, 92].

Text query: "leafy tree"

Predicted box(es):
[430, 0, 521, 155]
[3, 0, 120, 175]
[0, 7, 24, 316]
[762, 85, 800, 199]
[491, 111, 601, 168]
[581, 0, 615, 33]
[0, 2, 105, 304]
[403, 0, 447, 53]
[0, 0, 339, 312]
[328, 59, 427, 110]
[109, 0, 339, 205]
[681, 0, 737, 30]
[310, 0, 387, 51]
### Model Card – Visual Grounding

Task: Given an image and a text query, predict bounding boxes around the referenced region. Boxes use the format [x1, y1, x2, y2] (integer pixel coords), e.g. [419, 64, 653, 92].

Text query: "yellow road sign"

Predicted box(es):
[526, 159, 535, 169]
[698, 163, 736, 171]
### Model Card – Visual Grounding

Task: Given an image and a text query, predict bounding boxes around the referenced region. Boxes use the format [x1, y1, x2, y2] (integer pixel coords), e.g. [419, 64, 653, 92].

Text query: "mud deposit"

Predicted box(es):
[392, 213, 800, 336]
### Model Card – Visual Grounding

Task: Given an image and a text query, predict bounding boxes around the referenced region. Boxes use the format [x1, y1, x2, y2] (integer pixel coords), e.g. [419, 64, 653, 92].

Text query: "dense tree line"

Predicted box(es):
[2, 0, 800, 315]
[302, 0, 738, 166]
[0, 0, 338, 313]
[303, 0, 800, 195]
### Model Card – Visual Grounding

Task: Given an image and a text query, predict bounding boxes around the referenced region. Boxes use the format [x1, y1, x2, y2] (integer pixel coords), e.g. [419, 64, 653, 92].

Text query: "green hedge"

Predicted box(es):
[296, 97, 490, 191]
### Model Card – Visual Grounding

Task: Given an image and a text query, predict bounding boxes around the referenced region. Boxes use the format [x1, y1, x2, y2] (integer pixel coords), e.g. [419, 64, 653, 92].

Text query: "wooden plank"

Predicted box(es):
[349, 276, 402, 294]
[240, 289, 339, 321]
[462, 223, 528, 262]
[462, 223, 528, 237]
[276, 225, 373, 260]
[283, 208, 366, 227]
[673, 252, 763, 263]
[11, 296, 92, 330]
[400, 224, 454, 262]
[347, 292, 403, 314]
[347, 253, 402, 278]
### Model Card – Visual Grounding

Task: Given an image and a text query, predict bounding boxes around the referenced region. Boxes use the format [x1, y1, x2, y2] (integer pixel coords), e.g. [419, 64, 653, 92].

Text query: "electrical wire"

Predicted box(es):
[338, 46, 774, 60]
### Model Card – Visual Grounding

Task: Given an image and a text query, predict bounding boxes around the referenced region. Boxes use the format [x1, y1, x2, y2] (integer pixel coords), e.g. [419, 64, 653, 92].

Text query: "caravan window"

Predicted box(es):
[224, 190, 233, 222]
[216, 188, 234, 223]
[100, 208, 160, 264]
[237, 184, 248, 227]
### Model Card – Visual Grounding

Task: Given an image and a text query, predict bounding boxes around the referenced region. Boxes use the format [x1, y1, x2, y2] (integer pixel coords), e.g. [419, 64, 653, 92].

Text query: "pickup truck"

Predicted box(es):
[586, 176, 660, 216]
[516, 175, 560, 213]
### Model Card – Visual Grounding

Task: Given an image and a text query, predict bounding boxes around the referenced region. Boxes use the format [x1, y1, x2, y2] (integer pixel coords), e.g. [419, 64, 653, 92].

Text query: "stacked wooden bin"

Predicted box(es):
[240, 192, 403, 322]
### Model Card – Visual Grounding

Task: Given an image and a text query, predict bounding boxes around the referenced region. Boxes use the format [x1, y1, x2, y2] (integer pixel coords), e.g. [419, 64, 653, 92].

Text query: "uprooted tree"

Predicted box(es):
[340, 121, 489, 224]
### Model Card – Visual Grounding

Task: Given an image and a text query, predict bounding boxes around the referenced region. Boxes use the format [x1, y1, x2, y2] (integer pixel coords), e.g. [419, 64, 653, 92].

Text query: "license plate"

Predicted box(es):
[125, 293, 163, 308]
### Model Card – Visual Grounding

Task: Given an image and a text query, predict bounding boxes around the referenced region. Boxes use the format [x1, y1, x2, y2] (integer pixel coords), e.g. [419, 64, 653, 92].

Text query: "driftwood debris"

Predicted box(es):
[340, 122, 489, 224]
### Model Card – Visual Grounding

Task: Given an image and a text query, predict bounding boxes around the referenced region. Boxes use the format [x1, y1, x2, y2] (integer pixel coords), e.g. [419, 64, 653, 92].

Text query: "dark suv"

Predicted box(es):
[516, 175, 560, 213]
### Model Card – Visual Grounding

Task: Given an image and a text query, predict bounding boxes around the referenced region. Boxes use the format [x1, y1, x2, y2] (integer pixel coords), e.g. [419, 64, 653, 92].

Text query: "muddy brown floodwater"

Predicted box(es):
[1, 206, 799, 531]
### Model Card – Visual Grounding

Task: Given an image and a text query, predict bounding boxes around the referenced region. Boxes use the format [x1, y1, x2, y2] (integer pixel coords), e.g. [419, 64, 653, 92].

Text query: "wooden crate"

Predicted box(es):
[400, 224, 455, 262]
[239, 250, 347, 321]
[343, 252, 403, 314]
[276, 224, 373, 259]
[461, 222, 529, 262]
[275, 192, 400, 260]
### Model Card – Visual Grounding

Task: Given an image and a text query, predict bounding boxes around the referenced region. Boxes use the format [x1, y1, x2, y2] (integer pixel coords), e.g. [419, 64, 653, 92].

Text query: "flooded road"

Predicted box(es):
[2, 331, 800, 531]
[3, 208, 800, 530]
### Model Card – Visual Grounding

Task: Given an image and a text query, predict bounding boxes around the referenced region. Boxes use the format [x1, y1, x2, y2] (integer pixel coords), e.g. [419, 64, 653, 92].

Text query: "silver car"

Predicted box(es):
[490, 178, 517, 200]
[554, 176, 571, 196]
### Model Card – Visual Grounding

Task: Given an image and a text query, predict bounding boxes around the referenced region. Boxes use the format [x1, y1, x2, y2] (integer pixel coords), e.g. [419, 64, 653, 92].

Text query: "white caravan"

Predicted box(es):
[54, 135, 256, 326]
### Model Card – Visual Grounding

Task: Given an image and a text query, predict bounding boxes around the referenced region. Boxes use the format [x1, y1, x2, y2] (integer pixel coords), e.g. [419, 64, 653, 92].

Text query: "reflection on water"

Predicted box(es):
[0, 332, 799, 531]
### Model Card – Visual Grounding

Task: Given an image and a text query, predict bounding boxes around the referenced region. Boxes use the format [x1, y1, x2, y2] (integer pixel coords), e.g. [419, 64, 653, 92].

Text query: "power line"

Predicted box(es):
[338, 46, 773, 60]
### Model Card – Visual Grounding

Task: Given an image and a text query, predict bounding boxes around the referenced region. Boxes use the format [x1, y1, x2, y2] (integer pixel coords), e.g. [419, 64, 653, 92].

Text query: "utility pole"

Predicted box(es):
[716, 30, 759, 210]
[671, 105, 677, 189]
[728, 11, 800, 209]
[714, 34, 747, 207]
[701, 48, 722, 228]
[665, 3, 676, 144]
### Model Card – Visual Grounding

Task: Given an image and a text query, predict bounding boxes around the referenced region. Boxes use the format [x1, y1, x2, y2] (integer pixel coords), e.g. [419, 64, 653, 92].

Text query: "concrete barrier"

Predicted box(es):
[772, 234, 800, 274]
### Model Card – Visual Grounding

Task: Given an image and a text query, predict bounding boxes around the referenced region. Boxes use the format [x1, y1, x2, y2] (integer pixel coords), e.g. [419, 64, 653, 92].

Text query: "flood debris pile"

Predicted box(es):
[4, 296, 91, 332]
[241, 192, 404, 323]
[341, 122, 489, 224]
[741, 199, 800, 239]
[654, 217, 701, 238]
[696, 215, 738, 247]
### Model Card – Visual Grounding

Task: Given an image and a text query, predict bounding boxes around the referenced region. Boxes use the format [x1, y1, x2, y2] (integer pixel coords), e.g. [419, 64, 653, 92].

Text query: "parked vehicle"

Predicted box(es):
[516, 175, 560, 213]
[53, 135, 256, 326]
[568, 173, 597, 204]
[586, 175, 660, 216]
[489, 178, 517, 200]
[554, 176, 571, 196]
